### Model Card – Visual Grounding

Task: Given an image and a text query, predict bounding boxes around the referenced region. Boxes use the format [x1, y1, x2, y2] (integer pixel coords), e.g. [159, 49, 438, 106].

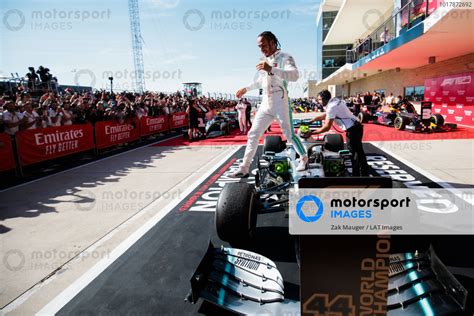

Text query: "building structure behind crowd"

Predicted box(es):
[310, 0, 474, 126]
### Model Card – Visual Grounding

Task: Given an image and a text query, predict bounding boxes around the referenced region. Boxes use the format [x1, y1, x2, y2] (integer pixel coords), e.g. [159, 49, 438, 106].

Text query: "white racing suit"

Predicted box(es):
[236, 101, 247, 133]
[240, 50, 306, 169]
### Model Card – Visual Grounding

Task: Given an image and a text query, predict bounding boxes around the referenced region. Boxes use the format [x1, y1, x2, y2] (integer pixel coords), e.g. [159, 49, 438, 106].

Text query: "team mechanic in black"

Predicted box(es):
[309, 89, 369, 176]
[186, 98, 200, 141]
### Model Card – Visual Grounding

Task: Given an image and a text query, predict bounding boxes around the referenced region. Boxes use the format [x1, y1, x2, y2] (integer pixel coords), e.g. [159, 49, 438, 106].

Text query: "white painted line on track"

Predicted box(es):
[0, 134, 182, 193]
[35, 146, 242, 316]
[369, 141, 473, 205]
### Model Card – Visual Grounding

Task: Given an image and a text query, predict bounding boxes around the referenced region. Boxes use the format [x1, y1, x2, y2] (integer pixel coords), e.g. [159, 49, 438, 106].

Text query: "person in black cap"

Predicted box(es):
[309, 89, 369, 176]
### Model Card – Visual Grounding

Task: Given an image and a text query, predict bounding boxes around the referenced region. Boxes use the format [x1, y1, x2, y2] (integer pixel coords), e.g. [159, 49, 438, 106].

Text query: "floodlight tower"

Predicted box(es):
[128, 0, 146, 92]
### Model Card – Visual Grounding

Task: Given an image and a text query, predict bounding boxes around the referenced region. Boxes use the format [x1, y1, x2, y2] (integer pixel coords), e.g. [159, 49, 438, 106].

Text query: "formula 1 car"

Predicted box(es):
[185, 123, 471, 315]
[215, 131, 351, 245]
[359, 99, 457, 133]
[393, 109, 457, 133]
[357, 103, 404, 126]
[205, 111, 239, 138]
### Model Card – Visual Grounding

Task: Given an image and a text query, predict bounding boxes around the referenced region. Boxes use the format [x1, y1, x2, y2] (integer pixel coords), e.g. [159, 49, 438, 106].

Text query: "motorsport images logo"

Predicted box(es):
[296, 193, 413, 222]
[296, 195, 324, 222]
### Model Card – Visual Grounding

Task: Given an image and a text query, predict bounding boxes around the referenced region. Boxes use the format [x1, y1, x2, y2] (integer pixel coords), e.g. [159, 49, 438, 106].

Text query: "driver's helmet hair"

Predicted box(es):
[318, 89, 332, 104]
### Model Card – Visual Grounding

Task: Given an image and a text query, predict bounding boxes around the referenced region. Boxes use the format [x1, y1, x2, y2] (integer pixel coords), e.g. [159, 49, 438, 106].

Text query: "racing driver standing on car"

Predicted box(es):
[309, 89, 369, 176]
[230, 31, 308, 178]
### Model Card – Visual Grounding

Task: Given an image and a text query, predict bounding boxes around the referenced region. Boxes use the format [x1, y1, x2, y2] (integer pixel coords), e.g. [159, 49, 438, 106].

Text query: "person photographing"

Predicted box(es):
[309, 89, 369, 177]
[230, 31, 308, 177]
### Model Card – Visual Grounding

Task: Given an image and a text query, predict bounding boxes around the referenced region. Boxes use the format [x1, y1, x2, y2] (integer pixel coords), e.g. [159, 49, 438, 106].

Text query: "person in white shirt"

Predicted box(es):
[230, 31, 308, 177]
[3, 100, 24, 135]
[22, 102, 40, 130]
[48, 102, 62, 127]
[385, 93, 394, 106]
[235, 99, 247, 134]
[380, 27, 393, 43]
[61, 101, 73, 125]
[309, 90, 369, 177]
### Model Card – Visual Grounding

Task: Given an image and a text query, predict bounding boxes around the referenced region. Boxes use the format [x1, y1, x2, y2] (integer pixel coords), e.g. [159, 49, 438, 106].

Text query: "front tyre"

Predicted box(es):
[430, 114, 444, 127]
[215, 183, 258, 245]
[394, 116, 406, 130]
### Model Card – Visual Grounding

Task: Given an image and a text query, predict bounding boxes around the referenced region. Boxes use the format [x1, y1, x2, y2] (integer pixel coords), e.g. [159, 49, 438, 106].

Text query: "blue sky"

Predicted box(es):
[0, 0, 321, 97]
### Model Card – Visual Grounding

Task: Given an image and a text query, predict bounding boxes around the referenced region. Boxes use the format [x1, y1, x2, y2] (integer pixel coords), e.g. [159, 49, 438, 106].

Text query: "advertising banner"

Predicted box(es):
[424, 72, 474, 126]
[0, 133, 16, 172]
[16, 124, 94, 166]
[140, 116, 169, 136]
[95, 119, 140, 149]
[169, 112, 188, 129]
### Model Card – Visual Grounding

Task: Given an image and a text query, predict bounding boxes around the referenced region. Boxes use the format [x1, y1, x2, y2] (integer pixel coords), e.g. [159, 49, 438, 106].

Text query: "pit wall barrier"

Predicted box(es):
[1, 112, 188, 171]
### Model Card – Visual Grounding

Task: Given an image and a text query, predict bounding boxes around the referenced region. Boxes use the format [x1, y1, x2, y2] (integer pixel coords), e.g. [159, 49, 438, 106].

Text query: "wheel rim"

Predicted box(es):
[394, 117, 402, 129]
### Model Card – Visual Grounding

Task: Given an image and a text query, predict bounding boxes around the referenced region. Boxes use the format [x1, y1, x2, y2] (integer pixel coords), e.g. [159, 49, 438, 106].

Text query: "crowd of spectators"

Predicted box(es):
[344, 91, 405, 115]
[344, 91, 402, 107]
[0, 86, 238, 136]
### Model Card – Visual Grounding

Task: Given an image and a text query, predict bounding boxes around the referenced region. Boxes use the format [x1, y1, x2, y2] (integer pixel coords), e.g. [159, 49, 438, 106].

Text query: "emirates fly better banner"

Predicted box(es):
[169, 112, 188, 129]
[95, 119, 140, 149]
[140, 116, 169, 136]
[16, 124, 95, 166]
[424, 72, 474, 126]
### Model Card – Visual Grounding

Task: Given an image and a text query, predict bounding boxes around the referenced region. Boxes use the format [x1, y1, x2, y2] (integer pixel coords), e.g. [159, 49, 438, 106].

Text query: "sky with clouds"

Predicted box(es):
[1, 0, 321, 97]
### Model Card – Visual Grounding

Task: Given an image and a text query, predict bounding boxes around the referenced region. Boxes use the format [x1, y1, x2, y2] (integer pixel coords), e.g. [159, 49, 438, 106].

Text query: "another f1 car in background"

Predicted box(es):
[205, 111, 239, 138]
[359, 99, 457, 133]
[357, 103, 404, 127]
[292, 118, 322, 128]
[394, 112, 457, 132]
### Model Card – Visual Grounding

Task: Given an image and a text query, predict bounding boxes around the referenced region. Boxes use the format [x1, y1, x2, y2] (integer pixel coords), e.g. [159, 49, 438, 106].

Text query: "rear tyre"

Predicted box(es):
[394, 116, 406, 130]
[323, 133, 344, 152]
[431, 114, 444, 126]
[263, 135, 285, 154]
[216, 183, 258, 246]
[220, 122, 229, 134]
[358, 112, 368, 123]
